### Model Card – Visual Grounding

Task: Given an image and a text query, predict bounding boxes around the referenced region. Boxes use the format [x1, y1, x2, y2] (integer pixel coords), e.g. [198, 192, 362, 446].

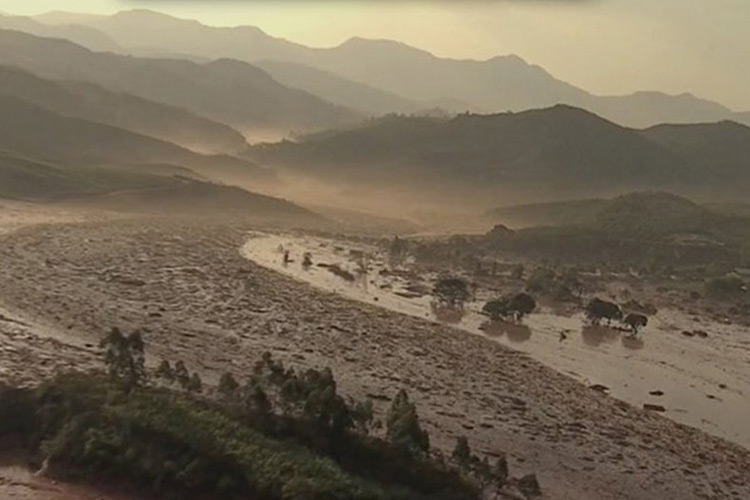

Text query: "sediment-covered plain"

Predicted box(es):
[0, 212, 748, 500]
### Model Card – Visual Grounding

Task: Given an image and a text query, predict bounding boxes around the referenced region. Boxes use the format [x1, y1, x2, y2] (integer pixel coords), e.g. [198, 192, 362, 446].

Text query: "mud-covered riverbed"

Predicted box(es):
[242, 232, 750, 449]
[2, 215, 750, 500]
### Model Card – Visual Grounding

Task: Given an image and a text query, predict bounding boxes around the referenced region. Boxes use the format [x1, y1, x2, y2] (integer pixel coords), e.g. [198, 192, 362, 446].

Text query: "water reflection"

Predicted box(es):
[431, 302, 466, 324]
[480, 320, 532, 343]
[481, 320, 505, 338]
[621, 334, 646, 350]
[505, 323, 532, 343]
[581, 325, 620, 347]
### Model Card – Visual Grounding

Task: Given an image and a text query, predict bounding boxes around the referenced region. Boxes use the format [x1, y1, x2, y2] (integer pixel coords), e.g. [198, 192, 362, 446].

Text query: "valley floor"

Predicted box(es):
[0, 209, 748, 500]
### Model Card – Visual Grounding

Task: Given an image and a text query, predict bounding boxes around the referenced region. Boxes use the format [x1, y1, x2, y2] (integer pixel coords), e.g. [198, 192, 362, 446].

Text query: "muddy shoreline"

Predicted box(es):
[1, 216, 749, 500]
[241, 232, 750, 450]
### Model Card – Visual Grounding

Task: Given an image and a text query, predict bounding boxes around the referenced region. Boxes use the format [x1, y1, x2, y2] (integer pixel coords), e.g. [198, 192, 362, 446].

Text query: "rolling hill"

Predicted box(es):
[0, 150, 169, 200]
[28, 9, 748, 128]
[0, 13, 121, 52]
[249, 105, 702, 204]
[0, 95, 273, 186]
[487, 191, 750, 241]
[640, 121, 750, 184]
[253, 60, 422, 115]
[0, 149, 325, 224]
[66, 178, 325, 223]
[0, 96, 322, 222]
[0, 28, 360, 138]
[481, 192, 750, 267]
[0, 65, 247, 154]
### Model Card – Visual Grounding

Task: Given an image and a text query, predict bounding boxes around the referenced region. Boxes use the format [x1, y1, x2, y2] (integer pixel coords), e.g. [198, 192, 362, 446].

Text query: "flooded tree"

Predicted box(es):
[585, 298, 622, 325]
[482, 293, 536, 322]
[433, 277, 471, 309]
[623, 313, 648, 334]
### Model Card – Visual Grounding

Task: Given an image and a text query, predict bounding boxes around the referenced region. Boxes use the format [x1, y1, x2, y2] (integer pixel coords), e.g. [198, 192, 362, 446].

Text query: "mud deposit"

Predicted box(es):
[0, 215, 749, 500]
[0, 463, 135, 500]
[242, 233, 750, 450]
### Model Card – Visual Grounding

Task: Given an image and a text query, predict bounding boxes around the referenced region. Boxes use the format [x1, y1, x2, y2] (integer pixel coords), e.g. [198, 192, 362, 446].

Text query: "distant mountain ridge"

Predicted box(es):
[0, 95, 323, 223]
[23, 9, 748, 128]
[249, 105, 750, 207]
[0, 65, 247, 154]
[0, 27, 360, 139]
[0, 95, 273, 186]
[249, 105, 704, 201]
[486, 191, 750, 243]
[0, 13, 121, 52]
[640, 121, 750, 184]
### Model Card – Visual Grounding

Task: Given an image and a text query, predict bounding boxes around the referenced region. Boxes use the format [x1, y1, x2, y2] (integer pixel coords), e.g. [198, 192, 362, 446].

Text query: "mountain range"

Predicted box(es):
[0, 8, 748, 220]
[249, 105, 750, 206]
[0, 95, 275, 190]
[0, 95, 322, 222]
[0, 27, 359, 140]
[486, 191, 750, 244]
[16, 9, 748, 128]
[0, 65, 246, 154]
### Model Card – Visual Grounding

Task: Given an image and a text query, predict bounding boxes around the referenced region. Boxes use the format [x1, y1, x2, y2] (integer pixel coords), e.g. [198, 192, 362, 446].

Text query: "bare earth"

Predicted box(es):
[0, 212, 749, 500]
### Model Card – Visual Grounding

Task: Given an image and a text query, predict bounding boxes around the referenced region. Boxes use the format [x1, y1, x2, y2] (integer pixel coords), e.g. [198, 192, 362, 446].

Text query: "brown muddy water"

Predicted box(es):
[242, 232, 750, 450]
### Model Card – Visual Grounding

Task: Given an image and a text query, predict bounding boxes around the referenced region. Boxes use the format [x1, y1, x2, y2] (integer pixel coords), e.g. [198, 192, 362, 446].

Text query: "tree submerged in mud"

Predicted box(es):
[623, 312, 648, 334]
[585, 298, 623, 325]
[482, 293, 537, 322]
[433, 277, 472, 309]
[585, 299, 650, 335]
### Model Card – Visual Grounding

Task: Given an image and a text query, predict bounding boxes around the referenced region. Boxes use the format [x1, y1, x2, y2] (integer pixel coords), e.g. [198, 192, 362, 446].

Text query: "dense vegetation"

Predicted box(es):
[0, 328, 537, 500]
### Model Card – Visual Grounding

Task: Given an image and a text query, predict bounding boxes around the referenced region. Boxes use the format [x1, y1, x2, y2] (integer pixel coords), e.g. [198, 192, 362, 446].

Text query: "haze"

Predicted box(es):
[2, 0, 748, 110]
[2, 2, 750, 500]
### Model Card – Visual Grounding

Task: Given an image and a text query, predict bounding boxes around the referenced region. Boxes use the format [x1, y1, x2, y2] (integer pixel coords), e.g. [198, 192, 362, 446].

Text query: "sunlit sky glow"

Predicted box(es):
[1, 0, 748, 110]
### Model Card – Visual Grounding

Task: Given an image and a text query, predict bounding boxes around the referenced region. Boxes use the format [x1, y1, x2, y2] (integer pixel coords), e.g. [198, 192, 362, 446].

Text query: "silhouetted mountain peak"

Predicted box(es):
[338, 36, 437, 60]
[113, 9, 196, 24]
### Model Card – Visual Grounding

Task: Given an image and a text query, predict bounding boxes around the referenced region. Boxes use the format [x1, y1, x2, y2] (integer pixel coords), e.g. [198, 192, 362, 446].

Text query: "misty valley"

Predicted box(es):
[0, 5, 749, 500]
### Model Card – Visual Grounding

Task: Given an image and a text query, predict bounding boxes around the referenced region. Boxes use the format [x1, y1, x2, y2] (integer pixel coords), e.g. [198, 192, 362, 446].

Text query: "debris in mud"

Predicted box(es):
[649, 390, 665, 397]
[0, 314, 27, 326]
[590, 384, 610, 393]
[681, 329, 709, 338]
[643, 404, 666, 412]
[327, 264, 356, 282]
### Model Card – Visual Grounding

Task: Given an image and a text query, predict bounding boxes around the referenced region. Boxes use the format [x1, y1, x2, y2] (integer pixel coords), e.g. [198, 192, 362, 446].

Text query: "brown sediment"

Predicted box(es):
[0, 214, 748, 500]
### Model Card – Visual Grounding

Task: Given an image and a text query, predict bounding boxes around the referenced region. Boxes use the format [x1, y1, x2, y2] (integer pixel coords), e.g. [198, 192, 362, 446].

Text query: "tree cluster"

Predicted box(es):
[433, 277, 472, 309]
[482, 293, 536, 322]
[585, 298, 649, 333]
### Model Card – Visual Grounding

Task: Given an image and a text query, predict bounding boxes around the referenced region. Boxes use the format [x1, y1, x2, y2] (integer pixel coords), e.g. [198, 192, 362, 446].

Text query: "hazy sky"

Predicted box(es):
[2, 0, 749, 110]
